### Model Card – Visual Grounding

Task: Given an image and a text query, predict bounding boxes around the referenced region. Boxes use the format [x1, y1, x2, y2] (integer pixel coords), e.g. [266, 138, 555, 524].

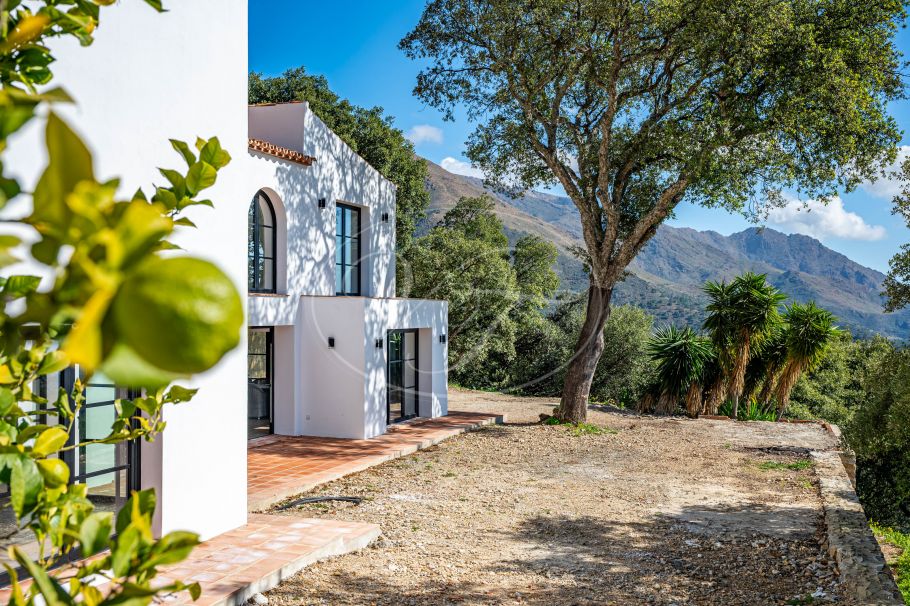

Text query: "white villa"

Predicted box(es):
[6, 0, 448, 542]
[245, 103, 448, 442]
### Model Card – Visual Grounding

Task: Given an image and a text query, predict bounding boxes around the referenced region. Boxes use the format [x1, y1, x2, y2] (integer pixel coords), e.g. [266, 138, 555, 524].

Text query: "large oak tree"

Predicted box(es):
[400, 0, 906, 422]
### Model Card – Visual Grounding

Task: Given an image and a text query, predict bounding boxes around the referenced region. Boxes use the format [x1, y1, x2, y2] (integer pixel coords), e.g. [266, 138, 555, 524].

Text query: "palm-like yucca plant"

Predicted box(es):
[647, 326, 714, 416]
[774, 302, 839, 419]
[726, 273, 786, 419]
[701, 349, 726, 415]
[702, 280, 737, 413]
[636, 388, 657, 414]
[753, 325, 789, 407]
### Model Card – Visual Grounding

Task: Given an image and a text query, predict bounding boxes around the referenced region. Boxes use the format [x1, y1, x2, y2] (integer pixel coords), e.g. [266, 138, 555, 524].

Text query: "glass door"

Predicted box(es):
[0, 369, 139, 579]
[67, 369, 139, 517]
[248, 327, 273, 439]
[387, 330, 418, 423]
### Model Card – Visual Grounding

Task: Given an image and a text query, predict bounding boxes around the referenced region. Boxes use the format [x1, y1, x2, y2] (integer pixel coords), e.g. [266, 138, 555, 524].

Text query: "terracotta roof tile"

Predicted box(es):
[248, 138, 316, 166]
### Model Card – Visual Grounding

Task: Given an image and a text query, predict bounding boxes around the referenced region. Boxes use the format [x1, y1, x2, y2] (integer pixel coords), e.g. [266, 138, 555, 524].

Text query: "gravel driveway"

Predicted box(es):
[265, 389, 848, 605]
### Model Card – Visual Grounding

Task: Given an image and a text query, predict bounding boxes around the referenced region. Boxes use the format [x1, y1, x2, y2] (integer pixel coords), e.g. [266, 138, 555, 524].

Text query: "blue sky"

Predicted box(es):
[250, 0, 910, 272]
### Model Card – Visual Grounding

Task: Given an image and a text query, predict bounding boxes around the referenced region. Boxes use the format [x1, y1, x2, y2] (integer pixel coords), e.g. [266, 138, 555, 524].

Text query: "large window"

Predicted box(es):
[248, 190, 276, 293]
[335, 203, 362, 296]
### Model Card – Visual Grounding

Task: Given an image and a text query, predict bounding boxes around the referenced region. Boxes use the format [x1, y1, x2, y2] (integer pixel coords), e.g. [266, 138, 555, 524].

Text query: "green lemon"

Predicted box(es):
[111, 256, 242, 374]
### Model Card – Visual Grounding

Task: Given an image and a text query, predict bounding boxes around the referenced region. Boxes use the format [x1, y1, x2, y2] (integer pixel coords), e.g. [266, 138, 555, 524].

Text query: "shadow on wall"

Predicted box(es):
[288, 107, 393, 297]
[274, 160, 334, 297]
[265, 502, 841, 604]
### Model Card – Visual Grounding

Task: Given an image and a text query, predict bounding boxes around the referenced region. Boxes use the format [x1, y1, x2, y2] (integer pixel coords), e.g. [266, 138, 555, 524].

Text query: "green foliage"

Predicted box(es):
[405, 197, 652, 402]
[511, 235, 559, 314]
[847, 347, 910, 531]
[248, 66, 430, 253]
[589, 305, 655, 406]
[758, 459, 814, 472]
[718, 399, 778, 421]
[508, 299, 655, 406]
[884, 156, 910, 311]
[402, 196, 520, 386]
[0, 1, 241, 603]
[786, 333, 891, 426]
[773, 302, 840, 416]
[780, 302, 839, 367]
[871, 523, 910, 601]
[702, 273, 785, 415]
[638, 272, 838, 418]
[403, 195, 567, 389]
[785, 334, 910, 531]
[647, 325, 713, 412]
[703, 280, 738, 363]
[541, 417, 616, 436]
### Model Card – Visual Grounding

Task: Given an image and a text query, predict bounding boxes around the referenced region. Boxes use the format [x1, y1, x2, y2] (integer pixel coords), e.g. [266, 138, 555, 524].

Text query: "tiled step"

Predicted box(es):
[0, 515, 380, 606]
[161, 515, 381, 606]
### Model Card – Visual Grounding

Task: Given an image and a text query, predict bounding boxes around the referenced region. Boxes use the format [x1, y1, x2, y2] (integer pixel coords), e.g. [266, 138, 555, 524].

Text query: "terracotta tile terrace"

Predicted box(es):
[247, 411, 504, 511]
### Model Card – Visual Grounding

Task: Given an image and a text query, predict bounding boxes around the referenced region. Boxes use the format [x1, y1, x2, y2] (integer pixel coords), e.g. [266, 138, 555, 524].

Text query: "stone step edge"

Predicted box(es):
[202, 522, 382, 606]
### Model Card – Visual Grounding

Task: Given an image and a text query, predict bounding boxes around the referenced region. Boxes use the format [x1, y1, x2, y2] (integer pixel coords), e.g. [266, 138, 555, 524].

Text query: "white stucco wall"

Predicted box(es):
[362, 297, 449, 436]
[4, 2, 249, 541]
[246, 104, 397, 302]
[297, 296, 448, 440]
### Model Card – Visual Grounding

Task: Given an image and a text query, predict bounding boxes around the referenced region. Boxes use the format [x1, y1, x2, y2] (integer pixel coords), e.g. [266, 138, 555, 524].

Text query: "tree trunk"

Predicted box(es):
[656, 391, 678, 415]
[685, 382, 703, 418]
[637, 392, 655, 414]
[704, 376, 726, 415]
[774, 361, 803, 420]
[757, 373, 777, 407]
[729, 336, 751, 420]
[556, 283, 613, 423]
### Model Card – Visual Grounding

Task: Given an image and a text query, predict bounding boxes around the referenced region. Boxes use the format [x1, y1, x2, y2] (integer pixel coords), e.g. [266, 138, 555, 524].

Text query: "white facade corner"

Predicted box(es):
[3, 0, 449, 545]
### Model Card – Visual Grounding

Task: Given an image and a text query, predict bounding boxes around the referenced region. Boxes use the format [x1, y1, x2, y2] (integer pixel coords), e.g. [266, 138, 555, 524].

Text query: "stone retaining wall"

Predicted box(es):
[811, 449, 903, 605]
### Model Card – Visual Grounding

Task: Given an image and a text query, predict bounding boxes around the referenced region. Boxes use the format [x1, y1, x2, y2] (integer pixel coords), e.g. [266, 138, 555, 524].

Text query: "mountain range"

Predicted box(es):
[422, 160, 910, 340]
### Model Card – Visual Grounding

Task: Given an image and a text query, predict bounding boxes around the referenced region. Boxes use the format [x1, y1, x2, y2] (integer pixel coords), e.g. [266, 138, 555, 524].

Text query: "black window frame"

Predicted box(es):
[248, 190, 277, 294]
[387, 329, 419, 424]
[335, 203, 362, 296]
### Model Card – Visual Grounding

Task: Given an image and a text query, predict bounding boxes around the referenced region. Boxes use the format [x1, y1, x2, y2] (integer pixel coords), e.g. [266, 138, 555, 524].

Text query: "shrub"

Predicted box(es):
[847, 348, 910, 531]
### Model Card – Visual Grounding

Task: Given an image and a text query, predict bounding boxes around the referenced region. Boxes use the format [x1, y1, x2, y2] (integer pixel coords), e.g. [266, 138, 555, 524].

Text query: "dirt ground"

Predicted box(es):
[266, 389, 847, 605]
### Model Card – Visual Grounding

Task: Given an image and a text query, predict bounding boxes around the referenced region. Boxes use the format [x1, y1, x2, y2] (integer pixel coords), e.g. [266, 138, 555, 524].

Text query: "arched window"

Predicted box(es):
[248, 190, 276, 293]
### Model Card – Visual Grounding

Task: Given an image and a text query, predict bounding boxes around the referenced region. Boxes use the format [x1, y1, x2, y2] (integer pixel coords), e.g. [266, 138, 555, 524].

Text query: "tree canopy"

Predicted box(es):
[401, 0, 906, 421]
[249, 67, 430, 253]
[884, 157, 910, 311]
[401, 196, 561, 387]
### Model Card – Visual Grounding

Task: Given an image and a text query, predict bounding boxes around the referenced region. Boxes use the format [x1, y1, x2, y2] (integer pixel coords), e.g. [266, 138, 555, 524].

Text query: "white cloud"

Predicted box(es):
[440, 156, 486, 179]
[767, 196, 886, 241]
[861, 145, 910, 199]
[405, 124, 444, 145]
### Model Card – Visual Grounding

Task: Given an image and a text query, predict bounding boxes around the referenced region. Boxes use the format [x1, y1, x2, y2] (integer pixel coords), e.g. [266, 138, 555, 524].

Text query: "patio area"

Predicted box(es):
[0, 515, 380, 606]
[247, 411, 504, 511]
[1, 412, 504, 605]
[159, 515, 380, 606]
